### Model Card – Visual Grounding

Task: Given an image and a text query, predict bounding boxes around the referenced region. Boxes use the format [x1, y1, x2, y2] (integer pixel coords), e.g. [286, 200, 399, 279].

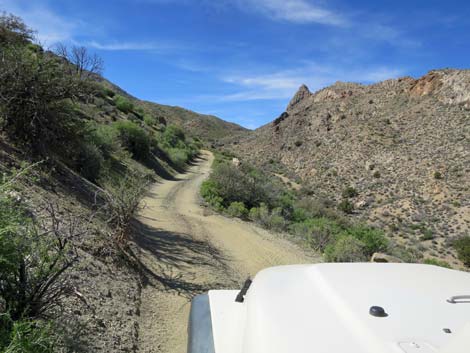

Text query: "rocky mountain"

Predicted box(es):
[228, 69, 470, 265]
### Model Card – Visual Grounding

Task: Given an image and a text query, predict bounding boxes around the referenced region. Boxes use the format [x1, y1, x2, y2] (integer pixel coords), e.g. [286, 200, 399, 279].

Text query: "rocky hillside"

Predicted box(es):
[228, 69, 470, 266]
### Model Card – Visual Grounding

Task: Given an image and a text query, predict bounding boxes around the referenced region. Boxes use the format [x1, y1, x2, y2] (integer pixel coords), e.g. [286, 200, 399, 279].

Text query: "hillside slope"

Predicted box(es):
[229, 69, 470, 265]
[99, 78, 248, 141]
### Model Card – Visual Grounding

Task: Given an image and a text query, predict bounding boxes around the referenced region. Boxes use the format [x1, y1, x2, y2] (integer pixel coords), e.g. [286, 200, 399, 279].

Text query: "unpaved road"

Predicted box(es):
[135, 150, 316, 353]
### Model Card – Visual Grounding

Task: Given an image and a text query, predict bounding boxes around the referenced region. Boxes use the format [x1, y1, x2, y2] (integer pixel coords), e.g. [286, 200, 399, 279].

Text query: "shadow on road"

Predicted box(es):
[130, 219, 235, 299]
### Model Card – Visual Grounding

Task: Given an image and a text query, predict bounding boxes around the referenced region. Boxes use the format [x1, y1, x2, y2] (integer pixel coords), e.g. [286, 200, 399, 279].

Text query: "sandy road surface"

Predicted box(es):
[135, 150, 316, 353]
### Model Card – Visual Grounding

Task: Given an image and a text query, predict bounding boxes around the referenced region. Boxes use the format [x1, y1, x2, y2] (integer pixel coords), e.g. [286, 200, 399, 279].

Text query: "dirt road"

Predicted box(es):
[135, 150, 316, 353]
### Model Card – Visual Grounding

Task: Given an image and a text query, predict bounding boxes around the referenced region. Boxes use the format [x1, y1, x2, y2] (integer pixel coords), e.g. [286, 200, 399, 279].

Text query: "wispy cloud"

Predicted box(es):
[209, 64, 406, 102]
[0, 0, 81, 45]
[236, 0, 346, 26]
[86, 40, 179, 52]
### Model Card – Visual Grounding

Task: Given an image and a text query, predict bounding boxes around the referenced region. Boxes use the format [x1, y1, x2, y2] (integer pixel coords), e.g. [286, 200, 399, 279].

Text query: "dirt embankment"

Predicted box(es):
[134, 150, 316, 353]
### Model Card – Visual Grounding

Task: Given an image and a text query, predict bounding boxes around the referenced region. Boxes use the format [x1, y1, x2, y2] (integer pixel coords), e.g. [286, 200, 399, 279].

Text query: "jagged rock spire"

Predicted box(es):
[287, 84, 311, 111]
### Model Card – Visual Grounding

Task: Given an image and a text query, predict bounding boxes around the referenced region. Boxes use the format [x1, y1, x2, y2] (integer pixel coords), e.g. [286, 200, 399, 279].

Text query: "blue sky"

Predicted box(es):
[1, 0, 469, 129]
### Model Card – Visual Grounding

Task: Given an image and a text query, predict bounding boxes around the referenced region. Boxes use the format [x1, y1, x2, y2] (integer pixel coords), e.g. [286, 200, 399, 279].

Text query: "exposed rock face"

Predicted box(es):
[227, 68, 470, 267]
[287, 84, 312, 112]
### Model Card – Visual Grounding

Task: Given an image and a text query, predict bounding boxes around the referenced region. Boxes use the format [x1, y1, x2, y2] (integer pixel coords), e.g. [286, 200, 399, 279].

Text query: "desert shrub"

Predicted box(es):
[0, 167, 80, 326]
[453, 236, 470, 267]
[101, 172, 150, 244]
[289, 217, 341, 251]
[0, 314, 55, 353]
[0, 45, 86, 153]
[114, 95, 134, 113]
[373, 171, 381, 178]
[324, 235, 368, 262]
[346, 225, 389, 256]
[434, 171, 442, 180]
[144, 115, 157, 127]
[208, 163, 277, 209]
[76, 142, 104, 182]
[86, 123, 121, 157]
[103, 87, 115, 97]
[342, 186, 358, 198]
[113, 121, 150, 160]
[421, 229, 434, 241]
[167, 148, 190, 170]
[0, 13, 34, 46]
[268, 208, 287, 231]
[227, 202, 248, 218]
[423, 258, 451, 268]
[249, 203, 270, 227]
[338, 199, 354, 214]
[294, 140, 303, 147]
[162, 125, 186, 147]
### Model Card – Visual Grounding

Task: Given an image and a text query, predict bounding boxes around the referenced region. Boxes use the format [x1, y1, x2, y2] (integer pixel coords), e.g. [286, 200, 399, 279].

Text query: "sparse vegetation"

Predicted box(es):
[114, 95, 134, 113]
[453, 236, 470, 267]
[202, 154, 390, 262]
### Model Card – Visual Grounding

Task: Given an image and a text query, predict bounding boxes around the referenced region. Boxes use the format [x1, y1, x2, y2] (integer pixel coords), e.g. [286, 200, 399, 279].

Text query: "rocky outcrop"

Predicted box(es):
[287, 84, 311, 112]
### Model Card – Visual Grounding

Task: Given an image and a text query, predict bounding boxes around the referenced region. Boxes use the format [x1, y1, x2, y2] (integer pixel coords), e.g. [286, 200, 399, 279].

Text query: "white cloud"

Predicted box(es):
[86, 40, 177, 52]
[212, 64, 406, 102]
[0, 0, 83, 45]
[237, 0, 346, 26]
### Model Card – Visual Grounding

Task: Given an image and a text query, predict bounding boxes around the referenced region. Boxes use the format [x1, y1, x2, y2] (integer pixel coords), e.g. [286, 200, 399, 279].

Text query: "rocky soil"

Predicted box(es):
[227, 69, 470, 267]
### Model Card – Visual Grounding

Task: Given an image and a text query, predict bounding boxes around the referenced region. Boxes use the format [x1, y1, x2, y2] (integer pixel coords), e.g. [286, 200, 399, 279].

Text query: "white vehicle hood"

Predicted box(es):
[208, 263, 470, 353]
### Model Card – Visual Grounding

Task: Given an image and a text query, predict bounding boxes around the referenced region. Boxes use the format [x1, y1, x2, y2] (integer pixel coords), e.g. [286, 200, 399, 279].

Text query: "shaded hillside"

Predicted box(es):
[228, 69, 470, 266]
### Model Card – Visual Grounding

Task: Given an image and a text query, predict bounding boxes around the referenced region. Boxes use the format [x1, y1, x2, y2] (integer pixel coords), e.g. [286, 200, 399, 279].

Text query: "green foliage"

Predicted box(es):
[453, 236, 470, 267]
[162, 125, 186, 147]
[114, 95, 134, 113]
[338, 199, 354, 214]
[205, 162, 278, 210]
[342, 186, 359, 198]
[0, 44, 86, 153]
[227, 202, 248, 218]
[345, 225, 389, 256]
[434, 171, 442, 180]
[113, 121, 150, 160]
[421, 229, 434, 241]
[76, 142, 104, 182]
[167, 148, 191, 170]
[324, 235, 368, 262]
[85, 123, 121, 157]
[103, 87, 115, 98]
[0, 13, 34, 46]
[423, 258, 451, 268]
[0, 314, 55, 353]
[144, 115, 157, 127]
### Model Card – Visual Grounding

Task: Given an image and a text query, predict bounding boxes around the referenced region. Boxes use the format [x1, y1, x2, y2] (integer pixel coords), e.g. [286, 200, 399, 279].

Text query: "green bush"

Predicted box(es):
[76, 142, 104, 182]
[346, 225, 389, 256]
[289, 217, 341, 251]
[324, 235, 368, 262]
[453, 236, 470, 267]
[0, 45, 85, 153]
[113, 121, 150, 160]
[227, 202, 248, 218]
[342, 186, 359, 198]
[423, 258, 451, 269]
[167, 148, 190, 170]
[86, 123, 121, 157]
[114, 95, 134, 113]
[338, 199, 354, 214]
[144, 115, 157, 127]
[163, 125, 186, 147]
[103, 87, 115, 98]
[434, 171, 442, 180]
[0, 314, 55, 353]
